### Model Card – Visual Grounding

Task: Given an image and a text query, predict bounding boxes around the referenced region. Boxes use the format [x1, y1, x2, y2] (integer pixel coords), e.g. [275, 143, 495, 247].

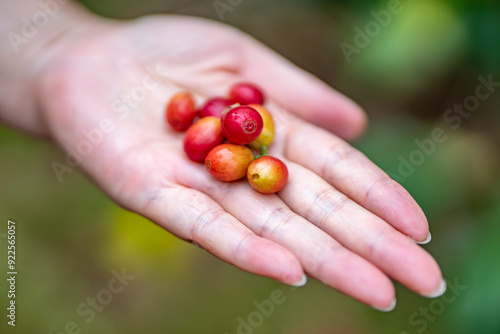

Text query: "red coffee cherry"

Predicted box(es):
[229, 82, 265, 105]
[205, 144, 254, 182]
[184, 117, 224, 163]
[221, 105, 263, 145]
[199, 97, 234, 118]
[247, 156, 288, 194]
[166, 92, 197, 131]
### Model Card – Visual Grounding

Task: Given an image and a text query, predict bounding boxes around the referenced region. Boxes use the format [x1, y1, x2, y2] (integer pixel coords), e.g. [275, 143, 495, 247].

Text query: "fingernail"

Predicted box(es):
[290, 274, 307, 287]
[423, 279, 447, 298]
[374, 298, 397, 312]
[417, 232, 432, 245]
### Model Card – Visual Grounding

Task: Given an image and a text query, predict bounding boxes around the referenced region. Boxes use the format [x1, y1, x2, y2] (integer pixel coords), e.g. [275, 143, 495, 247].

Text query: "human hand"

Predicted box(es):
[35, 15, 444, 310]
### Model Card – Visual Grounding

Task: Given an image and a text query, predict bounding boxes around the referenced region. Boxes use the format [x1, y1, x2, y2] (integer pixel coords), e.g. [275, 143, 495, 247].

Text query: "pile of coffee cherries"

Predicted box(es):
[165, 82, 288, 194]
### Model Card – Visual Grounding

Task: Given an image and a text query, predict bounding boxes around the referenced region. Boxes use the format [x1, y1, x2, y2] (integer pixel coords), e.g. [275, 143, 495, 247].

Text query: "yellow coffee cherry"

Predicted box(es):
[248, 104, 275, 150]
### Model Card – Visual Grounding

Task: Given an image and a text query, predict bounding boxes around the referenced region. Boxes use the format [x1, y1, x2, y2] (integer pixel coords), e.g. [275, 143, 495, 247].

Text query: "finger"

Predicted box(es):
[91, 141, 307, 287]
[177, 161, 396, 310]
[284, 120, 430, 243]
[279, 161, 444, 297]
[133, 184, 306, 286]
[87, 139, 306, 287]
[238, 37, 367, 140]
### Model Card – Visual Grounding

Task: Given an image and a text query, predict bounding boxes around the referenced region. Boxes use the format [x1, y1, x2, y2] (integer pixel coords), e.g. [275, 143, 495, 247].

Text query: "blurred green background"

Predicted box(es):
[1, 0, 499, 333]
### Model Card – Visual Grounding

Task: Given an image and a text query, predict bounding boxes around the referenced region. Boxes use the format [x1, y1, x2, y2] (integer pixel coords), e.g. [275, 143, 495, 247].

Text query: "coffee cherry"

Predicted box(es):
[166, 92, 197, 131]
[184, 117, 224, 163]
[199, 97, 234, 118]
[221, 106, 263, 145]
[247, 104, 275, 150]
[247, 156, 288, 194]
[205, 144, 254, 182]
[229, 82, 265, 105]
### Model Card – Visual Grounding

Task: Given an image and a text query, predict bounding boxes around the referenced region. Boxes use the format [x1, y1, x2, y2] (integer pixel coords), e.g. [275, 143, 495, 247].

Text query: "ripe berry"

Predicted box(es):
[166, 92, 197, 131]
[221, 106, 263, 145]
[247, 104, 275, 150]
[229, 82, 265, 105]
[184, 117, 224, 163]
[247, 156, 288, 194]
[199, 97, 234, 118]
[205, 144, 254, 182]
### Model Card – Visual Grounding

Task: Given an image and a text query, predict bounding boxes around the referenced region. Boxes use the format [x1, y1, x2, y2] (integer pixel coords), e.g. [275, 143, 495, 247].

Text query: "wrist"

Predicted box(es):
[0, 0, 110, 137]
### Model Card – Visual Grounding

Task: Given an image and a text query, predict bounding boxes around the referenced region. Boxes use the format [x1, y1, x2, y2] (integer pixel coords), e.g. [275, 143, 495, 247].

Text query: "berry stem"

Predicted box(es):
[261, 146, 268, 156]
[254, 145, 268, 159]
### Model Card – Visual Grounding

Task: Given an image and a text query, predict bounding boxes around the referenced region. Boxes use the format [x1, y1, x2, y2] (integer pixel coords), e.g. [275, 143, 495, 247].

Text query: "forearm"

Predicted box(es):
[0, 0, 100, 137]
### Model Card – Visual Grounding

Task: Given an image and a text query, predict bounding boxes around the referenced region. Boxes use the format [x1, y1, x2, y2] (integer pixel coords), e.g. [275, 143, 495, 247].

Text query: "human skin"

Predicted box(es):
[0, 0, 444, 311]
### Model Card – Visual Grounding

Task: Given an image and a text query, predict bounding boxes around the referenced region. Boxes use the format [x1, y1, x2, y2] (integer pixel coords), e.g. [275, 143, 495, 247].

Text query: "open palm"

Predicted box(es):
[38, 15, 443, 310]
